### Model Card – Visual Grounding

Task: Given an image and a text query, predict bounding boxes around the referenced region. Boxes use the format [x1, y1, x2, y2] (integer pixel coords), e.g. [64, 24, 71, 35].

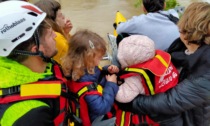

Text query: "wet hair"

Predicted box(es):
[178, 2, 210, 45]
[62, 29, 107, 81]
[7, 20, 51, 62]
[35, 0, 64, 35]
[143, 0, 165, 12]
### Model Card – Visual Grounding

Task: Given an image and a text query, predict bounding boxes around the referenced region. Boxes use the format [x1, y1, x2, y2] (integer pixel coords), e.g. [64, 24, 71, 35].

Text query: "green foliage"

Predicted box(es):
[134, 0, 142, 8]
[134, 0, 180, 10]
[165, 0, 180, 10]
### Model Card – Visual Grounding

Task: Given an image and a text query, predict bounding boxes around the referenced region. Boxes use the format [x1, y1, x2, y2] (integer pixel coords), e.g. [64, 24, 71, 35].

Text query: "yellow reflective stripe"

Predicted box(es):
[0, 89, 2, 95]
[69, 122, 75, 126]
[78, 87, 88, 97]
[125, 68, 155, 95]
[76, 108, 79, 117]
[155, 55, 169, 67]
[120, 111, 125, 126]
[97, 85, 103, 94]
[98, 66, 102, 70]
[77, 84, 103, 97]
[75, 84, 103, 119]
[20, 83, 61, 96]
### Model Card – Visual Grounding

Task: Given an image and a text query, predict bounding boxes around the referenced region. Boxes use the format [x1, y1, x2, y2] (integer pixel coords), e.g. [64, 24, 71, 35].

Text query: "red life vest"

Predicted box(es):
[67, 80, 103, 126]
[115, 50, 179, 126]
[0, 63, 74, 126]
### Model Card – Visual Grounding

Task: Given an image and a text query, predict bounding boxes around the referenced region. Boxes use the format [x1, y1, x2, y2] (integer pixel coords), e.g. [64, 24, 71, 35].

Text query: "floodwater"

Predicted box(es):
[58, 0, 207, 40]
[30, 0, 209, 39]
[31, 0, 208, 65]
[60, 0, 140, 40]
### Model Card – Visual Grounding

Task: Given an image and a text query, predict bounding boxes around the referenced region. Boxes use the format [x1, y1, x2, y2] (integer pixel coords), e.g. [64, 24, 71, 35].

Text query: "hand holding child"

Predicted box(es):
[108, 65, 119, 74]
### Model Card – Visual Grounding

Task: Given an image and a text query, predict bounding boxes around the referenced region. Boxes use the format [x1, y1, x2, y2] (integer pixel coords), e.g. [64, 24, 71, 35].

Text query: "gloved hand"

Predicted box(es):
[91, 115, 116, 126]
[115, 100, 133, 112]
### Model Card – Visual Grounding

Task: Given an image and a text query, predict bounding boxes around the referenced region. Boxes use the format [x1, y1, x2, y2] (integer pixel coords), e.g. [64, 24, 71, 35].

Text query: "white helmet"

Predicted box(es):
[0, 1, 46, 56]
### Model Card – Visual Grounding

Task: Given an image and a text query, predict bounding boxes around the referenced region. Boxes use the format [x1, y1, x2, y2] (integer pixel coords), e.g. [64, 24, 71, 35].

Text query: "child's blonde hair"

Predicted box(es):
[62, 29, 106, 81]
[178, 2, 210, 45]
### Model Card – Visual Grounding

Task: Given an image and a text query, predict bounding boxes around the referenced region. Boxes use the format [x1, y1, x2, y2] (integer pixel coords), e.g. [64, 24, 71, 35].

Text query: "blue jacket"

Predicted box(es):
[78, 66, 119, 122]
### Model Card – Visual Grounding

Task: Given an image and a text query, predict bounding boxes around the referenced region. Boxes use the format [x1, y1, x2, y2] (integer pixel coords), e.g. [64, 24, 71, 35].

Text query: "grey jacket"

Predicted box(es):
[116, 9, 180, 51]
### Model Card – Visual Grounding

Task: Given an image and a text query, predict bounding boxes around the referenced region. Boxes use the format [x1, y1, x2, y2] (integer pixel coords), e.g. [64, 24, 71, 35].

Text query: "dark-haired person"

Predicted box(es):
[116, 0, 179, 51]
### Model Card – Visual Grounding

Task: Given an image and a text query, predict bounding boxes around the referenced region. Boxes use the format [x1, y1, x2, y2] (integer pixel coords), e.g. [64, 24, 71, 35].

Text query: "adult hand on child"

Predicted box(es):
[108, 65, 119, 74]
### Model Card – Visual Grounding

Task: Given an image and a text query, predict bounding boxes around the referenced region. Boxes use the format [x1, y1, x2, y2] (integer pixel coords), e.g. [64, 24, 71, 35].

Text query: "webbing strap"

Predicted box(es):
[74, 83, 103, 121]
[0, 86, 20, 96]
[120, 111, 126, 126]
[124, 68, 155, 95]
[77, 83, 103, 97]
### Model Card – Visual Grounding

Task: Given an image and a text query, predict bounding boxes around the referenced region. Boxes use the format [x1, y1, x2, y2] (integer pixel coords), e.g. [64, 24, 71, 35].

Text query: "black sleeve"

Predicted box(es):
[13, 106, 54, 126]
[132, 76, 210, 115]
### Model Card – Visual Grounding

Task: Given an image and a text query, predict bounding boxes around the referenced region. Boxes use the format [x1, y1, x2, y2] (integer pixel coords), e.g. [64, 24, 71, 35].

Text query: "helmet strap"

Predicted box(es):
[34, 30, 40, 51]
[34, 29, 52, 62]
[13, 49, 52, 63]
[12, 30, 52, 63]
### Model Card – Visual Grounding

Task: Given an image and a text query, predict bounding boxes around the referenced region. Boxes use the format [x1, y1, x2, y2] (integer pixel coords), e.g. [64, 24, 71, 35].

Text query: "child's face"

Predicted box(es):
[94, 54, 103, 66]
[55, 9, 66, 28]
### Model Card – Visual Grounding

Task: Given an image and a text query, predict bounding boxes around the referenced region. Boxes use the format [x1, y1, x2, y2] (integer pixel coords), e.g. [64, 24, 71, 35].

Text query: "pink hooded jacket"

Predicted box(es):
[116, 35, 155, 103]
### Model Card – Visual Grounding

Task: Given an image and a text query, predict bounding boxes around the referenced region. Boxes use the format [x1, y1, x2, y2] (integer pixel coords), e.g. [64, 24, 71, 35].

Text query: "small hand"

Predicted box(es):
[108, 65, 119, 74]
[63, 19, 73, 34]
[106, 74, 117, 83]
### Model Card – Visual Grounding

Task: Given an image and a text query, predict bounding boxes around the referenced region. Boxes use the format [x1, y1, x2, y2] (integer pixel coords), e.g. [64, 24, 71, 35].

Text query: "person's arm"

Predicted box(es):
[132, 76, 210, 115]
[115, 75, 144, 103]
[85, 79, 119, 116]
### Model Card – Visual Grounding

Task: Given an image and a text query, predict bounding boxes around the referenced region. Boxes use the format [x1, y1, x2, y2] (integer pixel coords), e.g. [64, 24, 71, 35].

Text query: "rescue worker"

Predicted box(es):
[0, 1, 75, 126]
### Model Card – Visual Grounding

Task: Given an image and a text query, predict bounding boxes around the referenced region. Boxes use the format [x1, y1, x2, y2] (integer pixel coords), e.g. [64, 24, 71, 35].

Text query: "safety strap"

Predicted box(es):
[157, 12, 179, 24]
[124, 68, 155, 95]
[77, 82, 98, 97]
[74, 82, 102, 119]
[0, 86, 20, 96]
[0, 82, 63, 104]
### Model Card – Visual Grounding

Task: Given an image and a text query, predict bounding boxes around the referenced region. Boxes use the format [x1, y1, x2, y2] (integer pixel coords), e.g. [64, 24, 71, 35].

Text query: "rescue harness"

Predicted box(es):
[115, 50, 179, 126]
[0, 62, 79, 126]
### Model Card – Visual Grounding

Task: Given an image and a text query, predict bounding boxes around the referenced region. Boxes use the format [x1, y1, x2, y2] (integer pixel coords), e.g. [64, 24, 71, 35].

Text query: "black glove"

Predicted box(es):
[115, 100, 133, 112]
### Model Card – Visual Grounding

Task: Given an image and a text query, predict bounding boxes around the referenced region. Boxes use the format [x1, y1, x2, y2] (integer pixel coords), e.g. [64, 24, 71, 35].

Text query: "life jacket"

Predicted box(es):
[115, 50, 179, 126]
[0, 62, 78, 126]
[67, 80, 103, 126]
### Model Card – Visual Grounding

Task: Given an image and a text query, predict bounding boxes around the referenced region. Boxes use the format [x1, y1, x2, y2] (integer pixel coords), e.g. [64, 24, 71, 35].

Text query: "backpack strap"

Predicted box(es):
[157, 12, 179, 24]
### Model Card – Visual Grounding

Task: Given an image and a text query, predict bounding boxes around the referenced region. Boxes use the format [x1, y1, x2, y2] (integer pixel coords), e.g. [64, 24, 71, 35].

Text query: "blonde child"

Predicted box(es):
[62, 29, 119, 126]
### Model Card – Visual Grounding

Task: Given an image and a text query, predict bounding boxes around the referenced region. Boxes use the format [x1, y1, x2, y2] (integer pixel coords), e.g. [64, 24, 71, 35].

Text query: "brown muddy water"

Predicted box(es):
[30, 0, 207, 65]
